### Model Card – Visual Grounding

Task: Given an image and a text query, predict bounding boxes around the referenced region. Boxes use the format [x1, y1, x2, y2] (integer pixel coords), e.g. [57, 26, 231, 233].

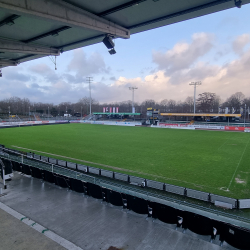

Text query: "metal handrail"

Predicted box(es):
[1, 149, 250, 227]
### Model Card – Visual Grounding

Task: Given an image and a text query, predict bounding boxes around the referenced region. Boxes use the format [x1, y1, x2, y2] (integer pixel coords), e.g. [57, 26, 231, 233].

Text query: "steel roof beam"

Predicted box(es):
[0, 59, 18, 66]
[0, 14, 20, 28]
[0, 38, 60, 55]
[99, 0, 147, 17]
[22, 26, 71, 43]
[0, 0, 130, 38]
[57, 34, 104, 50]
[128, 0, 233, 30]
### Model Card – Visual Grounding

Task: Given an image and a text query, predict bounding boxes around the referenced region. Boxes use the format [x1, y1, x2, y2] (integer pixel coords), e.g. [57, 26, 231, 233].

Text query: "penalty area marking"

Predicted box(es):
[227, 136, 250, 191]
[11, 145, 215, 190]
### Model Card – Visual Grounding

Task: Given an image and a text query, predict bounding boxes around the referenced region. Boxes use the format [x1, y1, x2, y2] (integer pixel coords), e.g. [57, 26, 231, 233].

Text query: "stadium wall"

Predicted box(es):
[0, 120, 69, 128]
[158, 123, 250, 132]
[78, 120, 142, 126]
[1, 120, 249, 131]
[0, 120, 142, 128]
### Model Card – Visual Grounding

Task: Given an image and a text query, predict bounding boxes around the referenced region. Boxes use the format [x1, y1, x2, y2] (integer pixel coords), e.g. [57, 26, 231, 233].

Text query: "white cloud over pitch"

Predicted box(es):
[1, 32, 250, 104]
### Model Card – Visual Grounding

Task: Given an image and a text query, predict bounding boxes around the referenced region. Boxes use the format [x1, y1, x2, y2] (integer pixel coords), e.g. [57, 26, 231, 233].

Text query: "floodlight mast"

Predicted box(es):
[8, 106, 10, 122]
[189, 81, 202, 114]
[86, 77, 93, 114]
[129, 87, 138, 113]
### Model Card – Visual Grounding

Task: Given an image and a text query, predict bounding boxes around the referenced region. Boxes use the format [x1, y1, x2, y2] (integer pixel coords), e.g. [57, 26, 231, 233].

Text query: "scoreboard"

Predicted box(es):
[147, 108, 160, 124]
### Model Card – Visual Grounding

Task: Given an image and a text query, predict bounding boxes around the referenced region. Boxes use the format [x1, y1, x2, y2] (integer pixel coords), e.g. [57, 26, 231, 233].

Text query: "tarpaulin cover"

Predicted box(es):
[55, 175, 69, 188]
[151, 202, 183, 224]
[70, 178, 84, 193]
[43, 170, 55, 183]
[21, 164, 31, 175]
[30, 167, 43, 179]
[106, 189, 123, 206]
[182, 211, 215, 236]
[88, 183, 103, 199]
[127, 195, 148, 214]
[219, 223, 250, 250]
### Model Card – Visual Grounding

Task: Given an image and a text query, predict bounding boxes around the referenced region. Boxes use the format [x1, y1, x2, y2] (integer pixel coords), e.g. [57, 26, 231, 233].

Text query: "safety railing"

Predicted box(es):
[1, 147, 250, 215]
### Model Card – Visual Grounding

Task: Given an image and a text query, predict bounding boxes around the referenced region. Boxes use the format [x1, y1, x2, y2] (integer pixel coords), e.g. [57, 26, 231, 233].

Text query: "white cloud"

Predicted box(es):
[232, 34, 250, 55]
[67, 49, 110, 82]
[1, 32, 250, 104]
[152, 33, 215, 73]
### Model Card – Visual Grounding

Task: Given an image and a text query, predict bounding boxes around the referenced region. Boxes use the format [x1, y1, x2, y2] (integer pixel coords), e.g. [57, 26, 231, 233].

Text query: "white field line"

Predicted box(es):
[0, 202, 82, 250]
[217, 137, 230, 150]
[227, 137, 250, 191]
[12, 145, 216, 190]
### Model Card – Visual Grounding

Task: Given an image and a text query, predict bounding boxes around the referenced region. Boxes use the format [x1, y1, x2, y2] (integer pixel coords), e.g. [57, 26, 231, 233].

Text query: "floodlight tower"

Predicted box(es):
[86, 77, 93, 114]
[129, 87, 138, 113]
[189, 81, 202, 114]
[8, 106, 10, 122]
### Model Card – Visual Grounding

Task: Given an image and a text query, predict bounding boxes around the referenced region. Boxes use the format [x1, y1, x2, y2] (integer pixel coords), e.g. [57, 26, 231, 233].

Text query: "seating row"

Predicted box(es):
[9, 160, 250, 250]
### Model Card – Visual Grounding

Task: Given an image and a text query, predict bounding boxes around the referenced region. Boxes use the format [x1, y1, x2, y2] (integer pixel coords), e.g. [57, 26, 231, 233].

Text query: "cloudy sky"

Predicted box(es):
[1, 4, 250, 104]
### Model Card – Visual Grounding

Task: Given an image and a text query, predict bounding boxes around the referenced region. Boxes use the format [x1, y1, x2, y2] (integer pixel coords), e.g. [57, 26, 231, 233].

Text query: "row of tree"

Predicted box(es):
[0, 92, 249, 117]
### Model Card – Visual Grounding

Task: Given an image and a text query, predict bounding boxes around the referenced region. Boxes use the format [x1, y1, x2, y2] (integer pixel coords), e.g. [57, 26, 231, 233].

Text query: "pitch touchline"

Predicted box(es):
[217, 137, 230, 150]
[12, 145, 215, 190]
[227, 137, 250, 191]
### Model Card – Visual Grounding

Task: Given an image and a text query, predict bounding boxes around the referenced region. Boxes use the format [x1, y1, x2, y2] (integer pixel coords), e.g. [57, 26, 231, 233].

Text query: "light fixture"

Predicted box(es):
[103, 35, 117, 55]
[108, 48, 116, 55]
[235, 0, 242, 8]
[103, 35, 115, 49]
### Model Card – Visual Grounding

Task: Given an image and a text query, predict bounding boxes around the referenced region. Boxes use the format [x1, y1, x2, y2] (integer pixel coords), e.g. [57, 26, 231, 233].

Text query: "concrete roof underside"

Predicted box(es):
[0, 0, 249, 68]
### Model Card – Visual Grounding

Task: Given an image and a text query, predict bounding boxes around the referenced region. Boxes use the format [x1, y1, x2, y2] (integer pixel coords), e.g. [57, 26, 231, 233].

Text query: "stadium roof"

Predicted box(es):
[160, 113, 242, 117]
[0, 0, 249, 68]
[93, 112, 141, 115]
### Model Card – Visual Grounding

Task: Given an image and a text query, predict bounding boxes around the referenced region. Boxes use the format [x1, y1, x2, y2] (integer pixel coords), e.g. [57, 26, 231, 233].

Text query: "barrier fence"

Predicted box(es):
[1, 146, 250, 211]
[2, 146, 250, 211]
[1, 148, 250, 249]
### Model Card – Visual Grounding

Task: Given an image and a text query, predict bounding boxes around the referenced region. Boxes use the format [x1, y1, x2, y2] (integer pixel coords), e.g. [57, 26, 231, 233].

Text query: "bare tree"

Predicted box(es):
[197, 92, 216, 113]
[223, 92, 245, 113]
[159, 99, 168, 112]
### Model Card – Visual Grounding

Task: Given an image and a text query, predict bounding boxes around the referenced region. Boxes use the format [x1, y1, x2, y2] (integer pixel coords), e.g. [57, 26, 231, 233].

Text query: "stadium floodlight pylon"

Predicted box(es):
[189, 81, 202, 114]
[86, 77, 93, 115]
[129, 87, 138, 113]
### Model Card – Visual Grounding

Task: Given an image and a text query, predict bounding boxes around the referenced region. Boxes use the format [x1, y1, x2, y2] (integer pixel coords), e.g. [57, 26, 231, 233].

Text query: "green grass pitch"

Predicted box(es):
[0, 123, 249, 199]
